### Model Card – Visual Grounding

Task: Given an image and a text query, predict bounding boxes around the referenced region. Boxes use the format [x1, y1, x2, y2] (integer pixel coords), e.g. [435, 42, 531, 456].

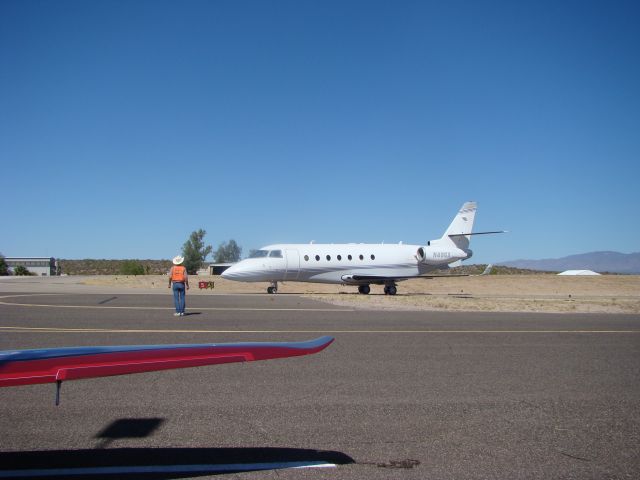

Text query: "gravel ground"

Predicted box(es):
[53, 274, 640, 314]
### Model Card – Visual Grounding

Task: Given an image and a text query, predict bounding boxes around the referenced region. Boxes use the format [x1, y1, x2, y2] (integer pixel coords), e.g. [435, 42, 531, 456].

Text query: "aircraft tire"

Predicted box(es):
[267, 286, 277, 294]
[358, 285, 371, 295]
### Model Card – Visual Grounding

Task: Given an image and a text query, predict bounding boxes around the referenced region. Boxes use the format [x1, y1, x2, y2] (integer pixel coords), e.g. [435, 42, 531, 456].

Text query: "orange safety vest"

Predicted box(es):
[171, 265, 186, 282]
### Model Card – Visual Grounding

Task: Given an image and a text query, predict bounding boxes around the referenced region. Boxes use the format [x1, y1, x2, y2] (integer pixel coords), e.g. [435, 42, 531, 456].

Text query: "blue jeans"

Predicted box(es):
[172, 282, 186, 313]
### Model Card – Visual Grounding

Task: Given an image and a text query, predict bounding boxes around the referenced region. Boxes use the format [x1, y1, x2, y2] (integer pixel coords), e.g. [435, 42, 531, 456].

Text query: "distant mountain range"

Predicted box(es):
[498, 251, 640, 274]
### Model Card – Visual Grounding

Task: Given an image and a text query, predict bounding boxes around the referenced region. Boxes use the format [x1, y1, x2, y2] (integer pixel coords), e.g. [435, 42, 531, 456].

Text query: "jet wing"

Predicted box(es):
[342, 265, 493, 284]
[0, 337, 334, 404]
[344, 274, 469, 284]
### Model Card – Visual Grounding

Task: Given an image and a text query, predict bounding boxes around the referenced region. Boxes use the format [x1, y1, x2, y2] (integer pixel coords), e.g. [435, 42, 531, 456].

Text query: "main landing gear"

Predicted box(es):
[267, 282, 278, 294]
[357, 284, 397, 295]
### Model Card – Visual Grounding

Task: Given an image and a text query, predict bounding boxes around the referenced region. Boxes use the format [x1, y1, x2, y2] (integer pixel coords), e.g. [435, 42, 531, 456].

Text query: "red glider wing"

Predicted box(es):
[0, 337, 334, 389]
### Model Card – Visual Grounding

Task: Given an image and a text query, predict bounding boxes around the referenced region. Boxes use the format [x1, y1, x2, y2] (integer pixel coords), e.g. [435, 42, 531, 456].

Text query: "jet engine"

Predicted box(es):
[416, 245, 470, 265]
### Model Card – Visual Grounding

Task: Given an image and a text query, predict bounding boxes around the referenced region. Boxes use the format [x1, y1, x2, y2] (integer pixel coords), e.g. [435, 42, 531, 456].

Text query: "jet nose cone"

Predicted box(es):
[221, 263, 241, 280]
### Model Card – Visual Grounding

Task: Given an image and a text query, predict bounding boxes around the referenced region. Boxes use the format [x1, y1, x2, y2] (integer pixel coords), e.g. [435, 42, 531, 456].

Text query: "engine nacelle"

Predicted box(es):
[416, 246, 469, 265]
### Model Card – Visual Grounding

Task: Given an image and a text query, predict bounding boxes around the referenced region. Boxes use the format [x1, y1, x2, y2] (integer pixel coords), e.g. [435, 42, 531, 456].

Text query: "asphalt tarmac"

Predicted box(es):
[0, 290, 639, 479]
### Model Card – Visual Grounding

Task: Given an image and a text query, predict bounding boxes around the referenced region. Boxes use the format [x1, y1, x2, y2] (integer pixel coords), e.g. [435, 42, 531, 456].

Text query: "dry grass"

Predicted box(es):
[79, 274, 640, 314]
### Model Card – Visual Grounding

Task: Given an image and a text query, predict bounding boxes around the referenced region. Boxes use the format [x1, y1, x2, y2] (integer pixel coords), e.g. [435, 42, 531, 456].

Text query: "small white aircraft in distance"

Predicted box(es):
[222, 201, 504, 295]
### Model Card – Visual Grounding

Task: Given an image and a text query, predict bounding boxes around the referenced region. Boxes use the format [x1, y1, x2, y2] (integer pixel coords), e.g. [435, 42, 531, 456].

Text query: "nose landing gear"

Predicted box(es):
[267, 282, 278, 294]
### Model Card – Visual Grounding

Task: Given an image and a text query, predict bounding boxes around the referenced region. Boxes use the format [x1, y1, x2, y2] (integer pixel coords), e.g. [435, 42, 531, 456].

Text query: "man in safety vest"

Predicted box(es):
[168, 255, 189, 316]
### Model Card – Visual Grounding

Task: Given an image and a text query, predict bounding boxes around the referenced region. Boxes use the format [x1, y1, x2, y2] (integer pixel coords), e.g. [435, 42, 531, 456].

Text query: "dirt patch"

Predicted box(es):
[79, 274, 640, 314]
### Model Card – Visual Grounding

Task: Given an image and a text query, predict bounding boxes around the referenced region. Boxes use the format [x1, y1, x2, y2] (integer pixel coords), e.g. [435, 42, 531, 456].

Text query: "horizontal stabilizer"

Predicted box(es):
[448, 231, 507, 237]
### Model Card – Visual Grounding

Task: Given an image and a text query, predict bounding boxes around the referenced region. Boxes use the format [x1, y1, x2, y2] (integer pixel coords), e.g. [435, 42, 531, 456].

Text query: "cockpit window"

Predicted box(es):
[249, 250, 269, 258]
[268, 250, 283, 258]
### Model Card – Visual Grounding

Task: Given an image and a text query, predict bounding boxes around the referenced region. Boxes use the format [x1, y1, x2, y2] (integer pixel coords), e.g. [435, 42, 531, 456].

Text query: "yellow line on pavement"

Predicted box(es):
[1, 326, 638, 334]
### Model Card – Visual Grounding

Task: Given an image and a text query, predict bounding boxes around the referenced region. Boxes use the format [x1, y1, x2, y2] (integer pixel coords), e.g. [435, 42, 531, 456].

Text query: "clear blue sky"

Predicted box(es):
[1, 0, 639, 264]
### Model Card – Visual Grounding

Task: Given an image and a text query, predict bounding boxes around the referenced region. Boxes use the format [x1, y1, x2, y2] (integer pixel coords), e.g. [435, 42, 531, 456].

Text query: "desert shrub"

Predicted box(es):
[120, 260, 145, 275]
[0, 254, 8, 276]
[13, 265, 33, 276]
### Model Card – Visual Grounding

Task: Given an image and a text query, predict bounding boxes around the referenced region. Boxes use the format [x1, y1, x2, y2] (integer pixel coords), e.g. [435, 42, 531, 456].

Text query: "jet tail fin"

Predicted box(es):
[440, 202, 506, 250]
[442, 202, 477, 250]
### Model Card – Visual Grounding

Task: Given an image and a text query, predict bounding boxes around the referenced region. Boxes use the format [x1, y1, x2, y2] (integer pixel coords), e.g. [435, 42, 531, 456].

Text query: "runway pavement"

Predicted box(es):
[0, 290, 639, 479]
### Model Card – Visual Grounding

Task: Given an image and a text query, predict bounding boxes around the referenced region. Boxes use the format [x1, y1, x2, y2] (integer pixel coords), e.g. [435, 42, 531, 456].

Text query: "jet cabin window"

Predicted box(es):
[248, 250, 282, 259]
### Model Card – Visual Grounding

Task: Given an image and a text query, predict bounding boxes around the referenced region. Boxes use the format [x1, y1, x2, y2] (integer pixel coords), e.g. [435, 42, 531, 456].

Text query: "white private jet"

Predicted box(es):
[222, 202, 504, 295]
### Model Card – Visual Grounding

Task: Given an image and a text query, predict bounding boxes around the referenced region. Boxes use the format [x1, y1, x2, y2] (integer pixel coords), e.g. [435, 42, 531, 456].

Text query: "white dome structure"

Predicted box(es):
[557, 270, 601, 276]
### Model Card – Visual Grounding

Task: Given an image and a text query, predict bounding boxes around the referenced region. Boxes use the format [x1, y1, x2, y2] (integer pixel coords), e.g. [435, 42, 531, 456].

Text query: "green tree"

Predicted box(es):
[120, 260, 145, 275]
[214, 240, 242, 263]
[14, 265, 33, 276]
[0, 254, 8, 276]
[182, 229, 213, 274]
